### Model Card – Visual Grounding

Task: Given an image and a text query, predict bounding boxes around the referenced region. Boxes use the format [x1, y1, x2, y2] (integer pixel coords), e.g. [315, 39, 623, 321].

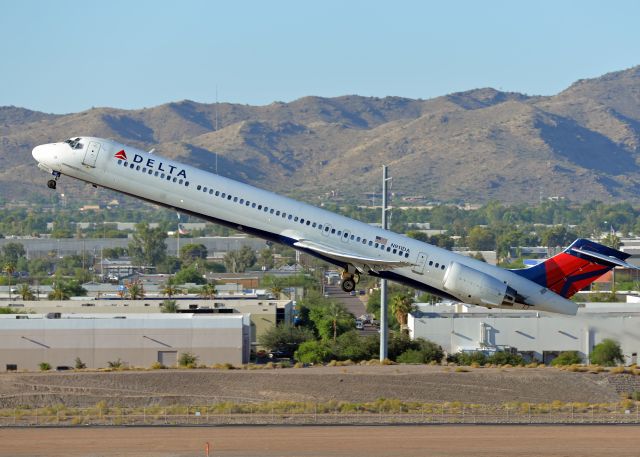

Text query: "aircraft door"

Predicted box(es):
[83, 141, 101, 167]
[411, 252, 428, 274]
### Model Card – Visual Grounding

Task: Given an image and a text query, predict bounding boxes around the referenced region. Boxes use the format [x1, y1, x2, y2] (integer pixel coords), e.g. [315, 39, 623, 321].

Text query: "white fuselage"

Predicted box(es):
[32, 137, 578, 315]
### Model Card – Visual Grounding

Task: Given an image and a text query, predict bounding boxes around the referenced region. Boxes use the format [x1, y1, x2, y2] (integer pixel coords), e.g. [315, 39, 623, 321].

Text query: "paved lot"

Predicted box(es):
[1, 425, 639, 457]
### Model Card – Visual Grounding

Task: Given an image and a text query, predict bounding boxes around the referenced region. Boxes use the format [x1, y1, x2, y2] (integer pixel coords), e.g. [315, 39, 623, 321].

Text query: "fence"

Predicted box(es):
[1, 402, 639, 426]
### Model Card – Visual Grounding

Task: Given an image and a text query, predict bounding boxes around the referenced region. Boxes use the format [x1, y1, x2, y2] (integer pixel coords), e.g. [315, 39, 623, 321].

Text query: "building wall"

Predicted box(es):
[409, 309, 640, 364]
[5, 299, 292, 348]
[0, 314, 248, 371]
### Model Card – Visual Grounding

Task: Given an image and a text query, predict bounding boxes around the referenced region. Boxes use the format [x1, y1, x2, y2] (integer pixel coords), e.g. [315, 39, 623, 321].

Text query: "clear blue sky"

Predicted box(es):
[1, 0, 639, 114]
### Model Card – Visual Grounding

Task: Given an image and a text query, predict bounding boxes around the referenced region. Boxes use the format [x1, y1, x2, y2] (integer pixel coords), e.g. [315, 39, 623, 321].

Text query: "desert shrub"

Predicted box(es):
[74, 357, 86, 369]
[551, 351, 583, 366]
[107, 359, 123, 369]
[455, 367, 470, 372]
[589, 339, 624, 366]
[178, 352, 198, 368]
[150, 362, 166, 369]
[39, 362, 51, 371]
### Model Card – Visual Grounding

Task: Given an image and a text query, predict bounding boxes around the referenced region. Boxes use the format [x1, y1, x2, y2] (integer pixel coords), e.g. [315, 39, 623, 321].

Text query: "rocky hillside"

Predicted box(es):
[2, 66, 640, 205]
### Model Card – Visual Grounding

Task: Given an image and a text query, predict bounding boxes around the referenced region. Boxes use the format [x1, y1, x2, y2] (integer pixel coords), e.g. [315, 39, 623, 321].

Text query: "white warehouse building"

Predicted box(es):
[408, 303, 640, 365]
[0, 313, 251, 371]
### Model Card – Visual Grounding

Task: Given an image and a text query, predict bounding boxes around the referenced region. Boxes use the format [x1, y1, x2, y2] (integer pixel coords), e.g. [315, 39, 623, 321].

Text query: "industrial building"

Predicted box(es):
[0, 313, 250, 371]
[3, 298, 293, 349]
[409, 303, 640, 365]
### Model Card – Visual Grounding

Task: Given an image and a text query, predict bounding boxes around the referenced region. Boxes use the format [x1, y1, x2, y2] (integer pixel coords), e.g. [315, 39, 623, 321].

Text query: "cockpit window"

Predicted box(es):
[64, 137, 83, 149]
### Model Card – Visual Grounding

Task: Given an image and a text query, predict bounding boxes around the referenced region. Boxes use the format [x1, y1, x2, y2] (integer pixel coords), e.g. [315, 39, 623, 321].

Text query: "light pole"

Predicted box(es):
[380, 165, 392, 361]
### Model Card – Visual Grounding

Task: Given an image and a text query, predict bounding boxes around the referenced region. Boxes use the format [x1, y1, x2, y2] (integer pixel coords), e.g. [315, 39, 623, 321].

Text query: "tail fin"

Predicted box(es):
[512, 239, 637, 299]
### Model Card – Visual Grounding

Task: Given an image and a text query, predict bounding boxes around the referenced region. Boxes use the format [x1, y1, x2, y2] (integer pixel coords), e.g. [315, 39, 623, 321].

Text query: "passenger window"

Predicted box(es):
[209, 189, 214, 194]
[234, 197, 238, 202]
[203, 187, 208, 192]
[429, 261, 433, 266]
[130, 164, 135, 169]
[227, 195, 232, 200]
[197, 185, 202, 190]
[216, 191, 220, 196]
[222, 193, 226, 198]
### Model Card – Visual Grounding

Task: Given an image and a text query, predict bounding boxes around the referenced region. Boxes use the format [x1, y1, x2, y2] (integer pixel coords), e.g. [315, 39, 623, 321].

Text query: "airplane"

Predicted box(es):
[32, 136, 638, 315]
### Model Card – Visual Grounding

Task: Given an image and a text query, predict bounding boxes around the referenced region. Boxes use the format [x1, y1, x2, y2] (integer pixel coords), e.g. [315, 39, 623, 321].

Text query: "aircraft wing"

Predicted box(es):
[293, 239, 413, 273]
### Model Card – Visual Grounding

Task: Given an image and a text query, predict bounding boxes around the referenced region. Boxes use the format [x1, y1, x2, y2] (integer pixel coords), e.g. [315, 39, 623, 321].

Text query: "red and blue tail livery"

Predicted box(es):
[513, 239, 634, 298]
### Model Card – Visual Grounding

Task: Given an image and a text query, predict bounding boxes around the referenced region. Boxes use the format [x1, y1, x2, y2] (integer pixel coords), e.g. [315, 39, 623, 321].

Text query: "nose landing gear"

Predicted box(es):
[47, 171, 61, 190]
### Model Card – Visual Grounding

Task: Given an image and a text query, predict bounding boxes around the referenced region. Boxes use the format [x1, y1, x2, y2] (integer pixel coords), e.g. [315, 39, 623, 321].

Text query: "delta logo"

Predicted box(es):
[115, 150, 188, 179]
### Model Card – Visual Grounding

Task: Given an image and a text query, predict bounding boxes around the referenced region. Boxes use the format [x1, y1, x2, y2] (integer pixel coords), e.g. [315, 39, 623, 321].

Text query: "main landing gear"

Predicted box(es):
[47, 171, 61, 190]
[340, 270, 360, 293]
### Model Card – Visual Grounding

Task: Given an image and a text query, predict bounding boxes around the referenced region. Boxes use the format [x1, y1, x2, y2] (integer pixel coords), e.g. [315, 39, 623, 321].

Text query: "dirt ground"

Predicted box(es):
[0, 425, 638, 457]
[0, 364, 626, 408]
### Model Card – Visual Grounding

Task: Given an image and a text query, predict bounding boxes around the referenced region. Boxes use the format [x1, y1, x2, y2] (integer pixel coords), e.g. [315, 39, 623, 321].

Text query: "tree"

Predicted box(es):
[17, 283, 35, 300]
[601, 233, 621, 250]
[3, 262, 16, 300]
[326, 302, 352, 342]
[161, 299, 179, 313]
[589, 339, 624, 366]
[258, 323, 315, 356]
[126, 281, 145, 300]
[180, 243, 208, 263]
[466, 227, 495, 250]
[541, 225, 577, 249]
[128, 222, 167, 267]
[258, 247, 275, 270]
[199, 283, 217, 300]
[390, 293, 415, 332]
[173, 266, 206, 284]
[223, 246, 256, 273]
[1, 242, 25, 265]
[335, 330, 379, 361]
[161, 282, 180, 298]
[48, 281, 70, 300]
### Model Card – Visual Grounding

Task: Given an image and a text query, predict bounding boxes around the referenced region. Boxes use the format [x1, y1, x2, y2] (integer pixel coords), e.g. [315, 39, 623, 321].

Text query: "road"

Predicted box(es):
[324, 283, 378, 336]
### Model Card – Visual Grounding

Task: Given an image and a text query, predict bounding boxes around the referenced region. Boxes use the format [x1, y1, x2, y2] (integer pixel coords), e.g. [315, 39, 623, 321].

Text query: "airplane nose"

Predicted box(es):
[32, 144, 45, 162]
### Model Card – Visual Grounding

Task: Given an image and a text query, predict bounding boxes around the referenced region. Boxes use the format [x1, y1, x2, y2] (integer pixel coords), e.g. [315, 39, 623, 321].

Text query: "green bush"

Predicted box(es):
[294, 340, 333, 364]
[397, 349, 426, 364]
[455, 351, 488, 366]
[589, 339, 624, 366]
[487, 351, 524, 366]
[39, 362, 51, 371]
[551, 351, 583, 366]
[178, 352, 198, 368]
[74, 357, 86, 369]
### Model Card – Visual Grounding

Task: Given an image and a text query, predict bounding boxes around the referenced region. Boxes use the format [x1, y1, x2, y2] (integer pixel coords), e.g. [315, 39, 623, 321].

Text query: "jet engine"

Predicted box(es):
[442, 262, 517, 308]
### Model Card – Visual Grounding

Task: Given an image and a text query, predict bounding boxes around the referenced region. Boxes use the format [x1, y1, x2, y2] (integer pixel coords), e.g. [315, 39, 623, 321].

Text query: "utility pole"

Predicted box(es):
[380, 165, 391, 361]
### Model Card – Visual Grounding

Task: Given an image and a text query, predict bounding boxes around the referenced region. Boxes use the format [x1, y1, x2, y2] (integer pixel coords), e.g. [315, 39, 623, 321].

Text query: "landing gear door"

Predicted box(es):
[83, 141, 101, 167]
[411, 252, 428, 274]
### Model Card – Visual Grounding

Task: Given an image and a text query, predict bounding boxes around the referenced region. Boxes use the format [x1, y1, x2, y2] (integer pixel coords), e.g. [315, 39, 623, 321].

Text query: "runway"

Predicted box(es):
[1, 424, 638, 456]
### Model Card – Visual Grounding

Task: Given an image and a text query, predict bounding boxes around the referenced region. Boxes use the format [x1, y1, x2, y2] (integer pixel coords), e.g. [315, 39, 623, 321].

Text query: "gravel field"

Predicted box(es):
[0, 364, 625, 408]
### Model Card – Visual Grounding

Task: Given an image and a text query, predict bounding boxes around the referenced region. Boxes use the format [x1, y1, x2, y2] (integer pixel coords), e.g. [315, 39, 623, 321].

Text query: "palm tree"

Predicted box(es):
[17, 283, 35, 301]
[161, 282, 180, 298]
[127, 281, 145, 300]
[326, 302, 351, 342]
[391, 293, 415, 333]
[199, 283, 217, 300]
[3, 263, 15, 301]
[48, 282, 70, 301]
[161, 299, 179, 313]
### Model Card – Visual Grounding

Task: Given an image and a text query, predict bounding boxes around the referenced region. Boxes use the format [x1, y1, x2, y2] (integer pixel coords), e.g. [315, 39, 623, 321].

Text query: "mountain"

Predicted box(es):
[2, 66, 640, 205]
